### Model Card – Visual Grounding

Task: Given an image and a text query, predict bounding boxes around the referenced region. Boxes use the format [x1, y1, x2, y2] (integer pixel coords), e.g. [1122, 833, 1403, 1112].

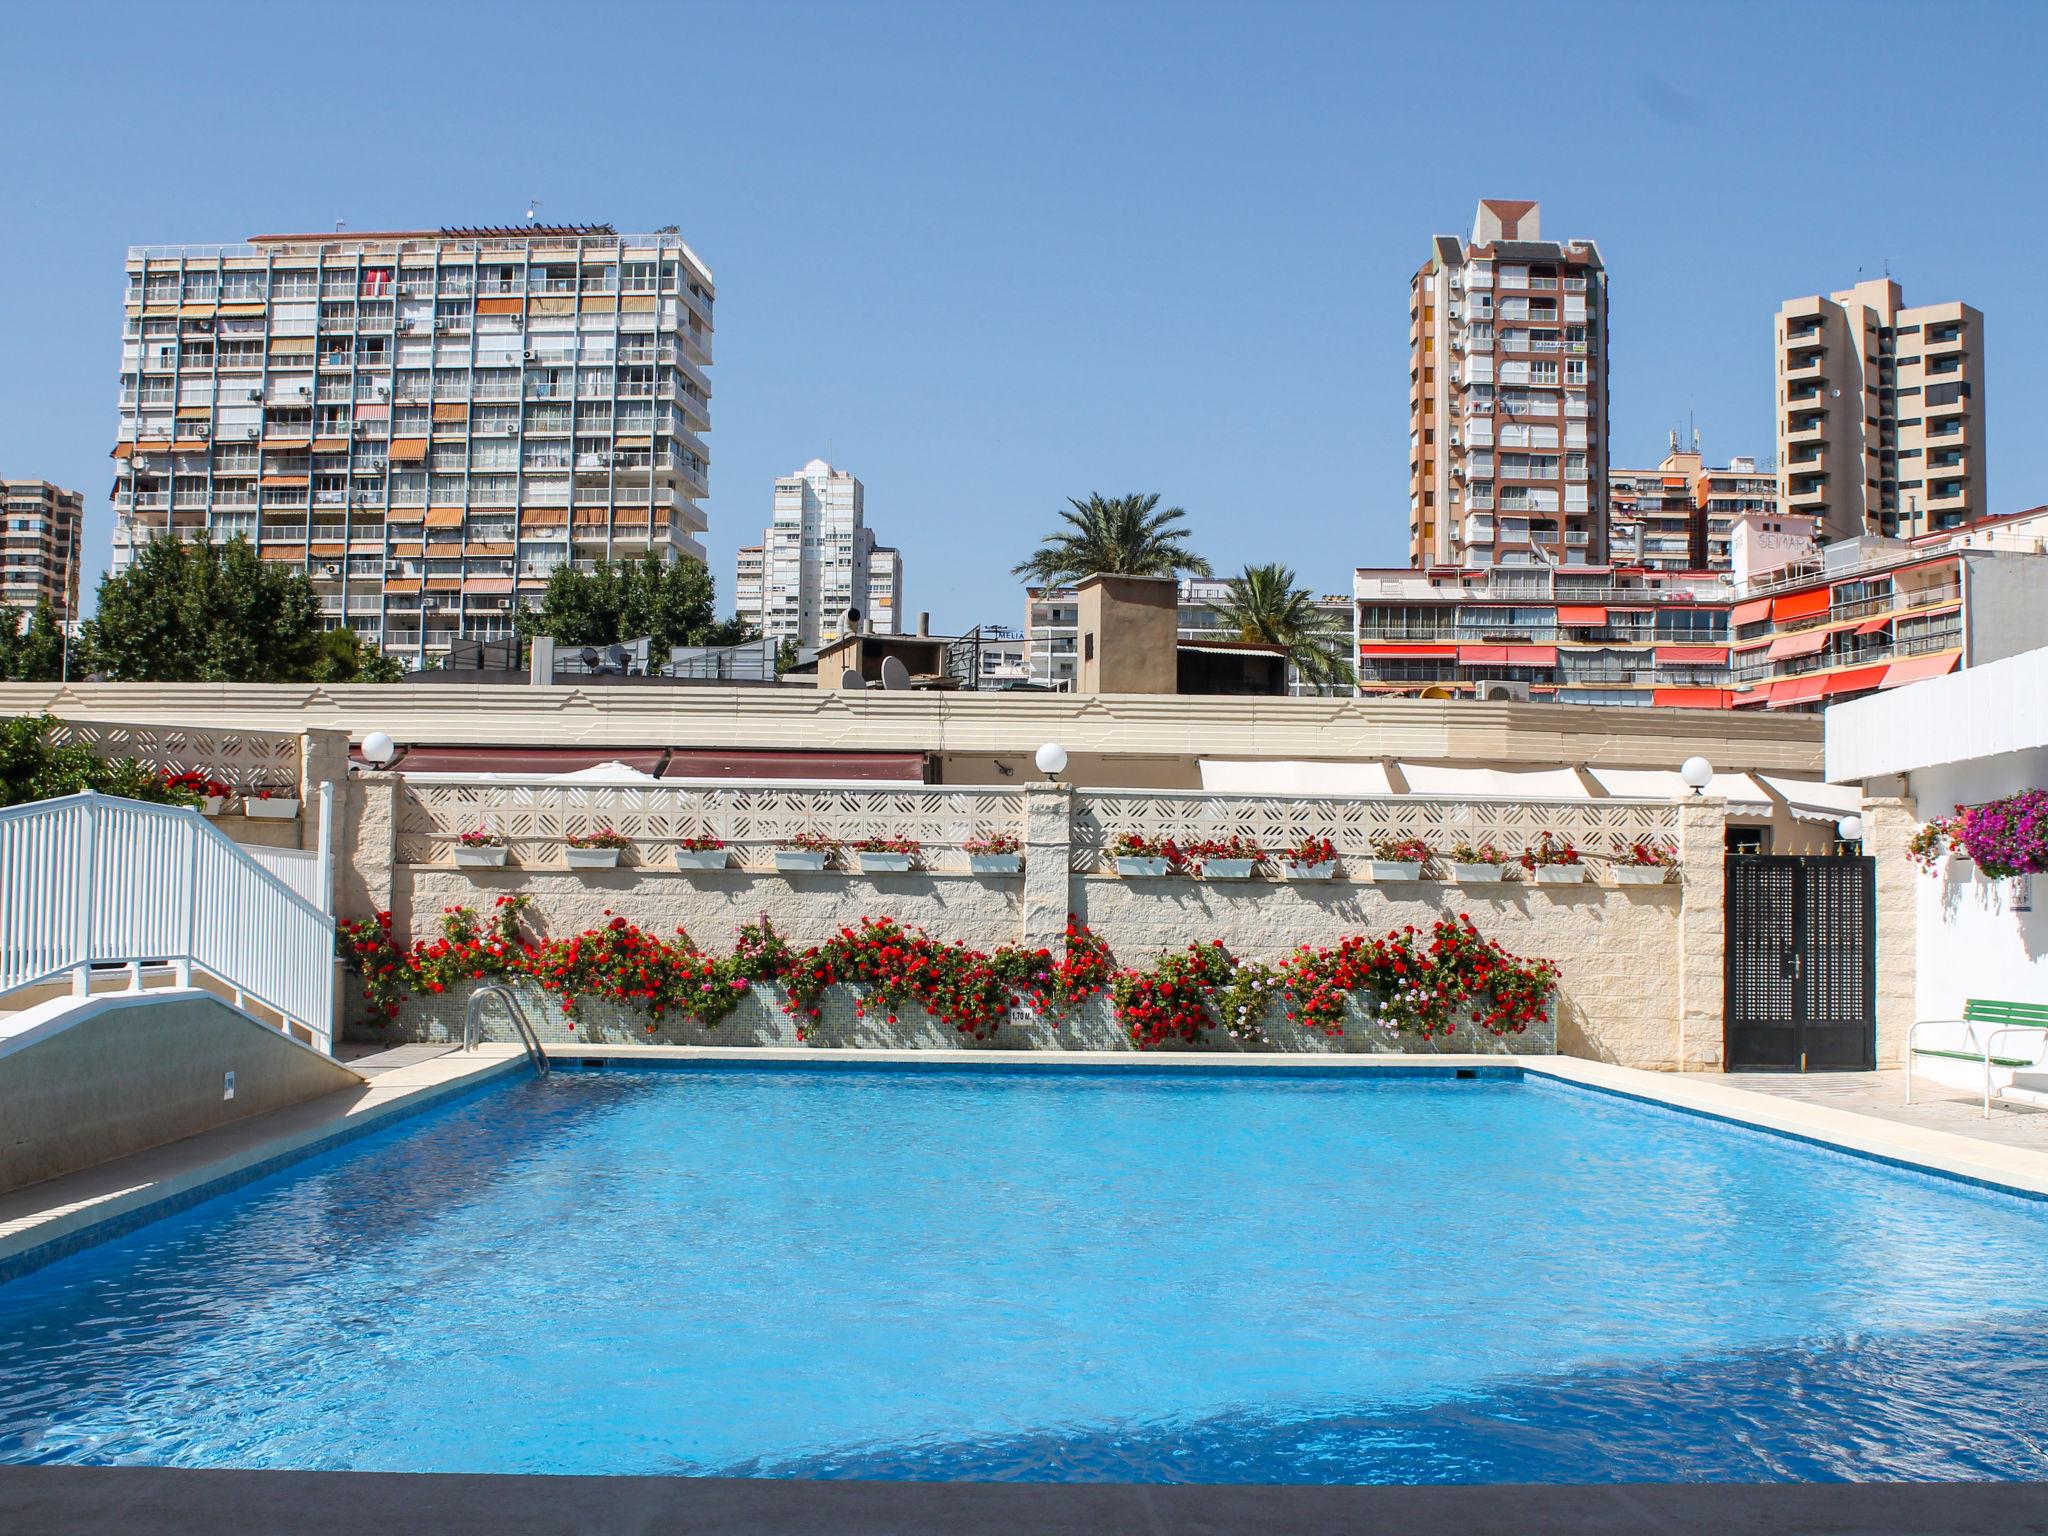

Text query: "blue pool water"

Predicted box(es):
[3, 1063, 2047, 1482]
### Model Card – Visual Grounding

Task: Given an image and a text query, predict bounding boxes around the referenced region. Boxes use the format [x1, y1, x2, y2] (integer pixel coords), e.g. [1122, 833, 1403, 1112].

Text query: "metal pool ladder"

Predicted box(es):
[463, 984, 550, 1077]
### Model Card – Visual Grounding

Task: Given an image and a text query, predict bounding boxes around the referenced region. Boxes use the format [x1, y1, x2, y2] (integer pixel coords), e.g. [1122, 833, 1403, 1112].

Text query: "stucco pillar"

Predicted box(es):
[342, 772, 400, 925]
[1676, 796, 1728, 1071]
[1020, 784, 1073, 950]
[1861, 792, 1920, 1067]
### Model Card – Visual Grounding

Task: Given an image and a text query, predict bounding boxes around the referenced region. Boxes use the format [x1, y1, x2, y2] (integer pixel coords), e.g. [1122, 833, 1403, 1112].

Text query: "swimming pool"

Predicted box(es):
[2, 1062, 2045, 1482]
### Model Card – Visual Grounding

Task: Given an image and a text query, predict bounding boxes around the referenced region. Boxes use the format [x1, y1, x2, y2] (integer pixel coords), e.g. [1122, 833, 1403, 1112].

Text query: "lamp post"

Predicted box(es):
[1680, 756, 1713, 797]
[1034, 742, 1068, 783]
[1837, 814, 1864, 850]
[362, 731, 396, 769]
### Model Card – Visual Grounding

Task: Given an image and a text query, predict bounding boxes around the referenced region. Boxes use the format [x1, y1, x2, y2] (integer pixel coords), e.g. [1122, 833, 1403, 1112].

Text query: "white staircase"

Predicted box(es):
[0, 791, 335, 1052]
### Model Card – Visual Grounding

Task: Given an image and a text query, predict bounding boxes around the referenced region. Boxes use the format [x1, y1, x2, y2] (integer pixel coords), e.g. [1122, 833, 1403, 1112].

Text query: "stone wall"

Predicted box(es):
[342, 779, 1728, 1069]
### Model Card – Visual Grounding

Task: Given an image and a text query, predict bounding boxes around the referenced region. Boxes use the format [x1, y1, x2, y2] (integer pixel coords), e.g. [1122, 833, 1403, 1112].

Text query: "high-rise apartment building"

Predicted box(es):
[2, 479, 85, 623]
[1409, 199, 1610, 570]
[1609, 446, 1777, 572]
[111, 225, 714, 662]
[735, 459, 901, 651]
[1775, 278, 1985, 542]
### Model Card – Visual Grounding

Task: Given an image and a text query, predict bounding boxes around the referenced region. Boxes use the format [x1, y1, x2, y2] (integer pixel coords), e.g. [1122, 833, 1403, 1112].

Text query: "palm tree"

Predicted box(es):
[1011, 493, 1211, 587]
[1208, 562, 1355, 692]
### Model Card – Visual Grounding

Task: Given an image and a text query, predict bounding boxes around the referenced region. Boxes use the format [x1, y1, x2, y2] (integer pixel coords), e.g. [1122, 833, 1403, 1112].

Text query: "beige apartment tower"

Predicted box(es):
[1775, 278, 1985, 542]
[1408, 199, 1610, 570]
[2, 479, 86, 623]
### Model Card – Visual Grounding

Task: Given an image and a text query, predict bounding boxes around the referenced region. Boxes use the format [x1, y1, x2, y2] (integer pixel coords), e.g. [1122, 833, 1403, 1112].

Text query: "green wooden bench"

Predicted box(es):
[1906, 999, 2048, 1116]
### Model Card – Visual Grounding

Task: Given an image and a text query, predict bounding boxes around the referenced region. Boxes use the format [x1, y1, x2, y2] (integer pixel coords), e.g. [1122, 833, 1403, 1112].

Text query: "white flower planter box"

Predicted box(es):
[1451, 863, 1513, 886]
[1201, 858, 1256, 880]
[1533, 864, 1587, 885]
[564, 847, 622, 870]
[453, 845, 509, 868]
[1283, 860, 1336, 881]
[673, 847, 728, 871]
[774, 850, 831, 873]
[245, 797, 300, 820]
[200, 796, 227, 817]
[968, 853, 1023, 876]
[1370, 860, 1424, 882]
[857, 851, 917, 874]
[1611, 865, 1672, 886]
[1116, 856, 1174, 878]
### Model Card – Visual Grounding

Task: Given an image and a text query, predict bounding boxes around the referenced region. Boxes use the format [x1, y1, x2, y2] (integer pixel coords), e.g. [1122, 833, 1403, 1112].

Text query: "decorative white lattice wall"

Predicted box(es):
[42, 719, 303, 798]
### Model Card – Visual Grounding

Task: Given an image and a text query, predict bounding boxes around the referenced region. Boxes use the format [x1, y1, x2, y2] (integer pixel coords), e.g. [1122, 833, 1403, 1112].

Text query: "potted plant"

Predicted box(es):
[855, 835, 922, 874]
[1447, 840, 1517, 885]
[1113, 833, 1183, 878]
[245, 786, 300, 820]
[776, 832, 840, 873]
[1907, 814, 1962, 875]
[453, 827, 509, 867]
[1955, 792, 2048, 879]
[163, 770, 232, 815]
[1521, 831, 1585, 885]
[565, 827, 629, 869]
[1611, 839, 1677, 885]
[1188, 834, 1263, 880]
[1279, 835, 1337, 881]
[1368, 834, 1433, 882]
[673, 833, 728, 871]
[963, 831, 1023, 875]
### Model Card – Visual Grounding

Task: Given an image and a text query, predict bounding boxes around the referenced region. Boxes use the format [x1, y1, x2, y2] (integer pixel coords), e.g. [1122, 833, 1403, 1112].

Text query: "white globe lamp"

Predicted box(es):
[1034, 742, 1069, 782]
[1837, 815, 1864, 844]
[1679, 756, 1713, 796]
[362, 731, 397, 767]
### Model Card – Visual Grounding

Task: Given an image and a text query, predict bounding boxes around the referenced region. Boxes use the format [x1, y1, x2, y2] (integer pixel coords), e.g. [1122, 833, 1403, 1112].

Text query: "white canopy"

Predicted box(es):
[1196, 759, 1394, 796]
[1199, 759, 1853, 818]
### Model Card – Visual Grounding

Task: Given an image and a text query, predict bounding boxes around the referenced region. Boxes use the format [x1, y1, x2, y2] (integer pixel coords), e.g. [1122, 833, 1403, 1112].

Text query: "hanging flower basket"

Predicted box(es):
[964, 833, 1021, 875]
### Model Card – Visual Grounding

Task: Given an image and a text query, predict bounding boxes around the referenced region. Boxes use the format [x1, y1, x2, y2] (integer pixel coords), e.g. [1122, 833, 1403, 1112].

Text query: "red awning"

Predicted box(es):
[1655, 646, 1729, 665]
[1825, 664, 1891, 696]
[1457, 644, 1508, 664]
[1505, 645, 1557, 665]
[1765, 629, 1829, 661]
[660, 750, 928, 782]
[1730, 598, 1773, 627]
[1881, 652, 1960, 689]
[1772, 589, 1832, 623]
[1652, 687, 1733, 709]
[1855, 617, 1892, 635]
[1768, 675, 1830, 707]
[1360, 644, 1459, 659]
[1556, 605, 1607, 624]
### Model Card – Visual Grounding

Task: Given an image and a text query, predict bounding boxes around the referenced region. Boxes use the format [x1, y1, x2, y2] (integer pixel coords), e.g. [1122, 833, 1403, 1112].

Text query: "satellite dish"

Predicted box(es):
[879, 656, 912, 691]
[838, 668, 867, 690]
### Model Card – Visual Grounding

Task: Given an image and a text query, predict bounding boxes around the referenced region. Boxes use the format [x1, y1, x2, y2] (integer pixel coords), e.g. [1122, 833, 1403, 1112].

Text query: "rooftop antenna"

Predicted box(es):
[335, 219, 346, 233]
[526, 198, 543, 224]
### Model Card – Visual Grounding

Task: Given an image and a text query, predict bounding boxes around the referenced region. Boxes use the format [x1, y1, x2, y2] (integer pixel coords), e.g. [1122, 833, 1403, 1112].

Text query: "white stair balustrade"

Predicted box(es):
[0, 792, 335, 1053]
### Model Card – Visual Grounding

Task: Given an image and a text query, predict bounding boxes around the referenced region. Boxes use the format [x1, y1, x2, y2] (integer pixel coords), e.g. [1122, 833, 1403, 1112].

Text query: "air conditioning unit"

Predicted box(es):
[321, 562, 341, 576]
[1474, 678, 1532, 702]
[522, 350, 537, 362]
[244, 427, 260, 440]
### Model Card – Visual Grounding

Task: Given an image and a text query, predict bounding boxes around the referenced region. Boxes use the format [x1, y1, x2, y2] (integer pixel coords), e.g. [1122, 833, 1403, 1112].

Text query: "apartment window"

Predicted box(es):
[1925, 381, 1971, 407]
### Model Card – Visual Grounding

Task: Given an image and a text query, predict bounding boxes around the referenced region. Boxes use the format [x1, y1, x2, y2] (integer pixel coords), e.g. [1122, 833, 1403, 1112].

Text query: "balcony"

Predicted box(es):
[1785, 415, 1827, 443]
[1785, 349, 1826, 378]
[1786, 481, 1828, 508]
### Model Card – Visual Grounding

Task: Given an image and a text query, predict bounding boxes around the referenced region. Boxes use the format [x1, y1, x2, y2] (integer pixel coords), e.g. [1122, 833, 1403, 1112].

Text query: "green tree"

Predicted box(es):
[1207, 562, 1356, 692]
[0, 713, 201, 808]
[1011, 493, 1211, 587]
[773, 637, 800, 677]
[311, 626, 405, 684]
[82, 536, 322, 682]
[515, 553, 753, 653]
[0, 600, 69, 682]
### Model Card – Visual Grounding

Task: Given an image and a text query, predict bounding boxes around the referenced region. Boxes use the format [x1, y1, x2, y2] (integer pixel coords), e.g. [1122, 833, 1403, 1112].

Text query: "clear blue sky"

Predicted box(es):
[5, 0, 2045, 632]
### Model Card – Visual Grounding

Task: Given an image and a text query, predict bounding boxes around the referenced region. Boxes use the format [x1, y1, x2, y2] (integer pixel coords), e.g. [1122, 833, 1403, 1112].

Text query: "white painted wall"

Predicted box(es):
[1916, 861, 2048, 1019]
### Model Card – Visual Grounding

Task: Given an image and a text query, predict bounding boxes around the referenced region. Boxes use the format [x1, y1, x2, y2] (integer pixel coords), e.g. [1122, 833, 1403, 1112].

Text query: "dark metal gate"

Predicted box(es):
[1724, 854, 1876, 1072]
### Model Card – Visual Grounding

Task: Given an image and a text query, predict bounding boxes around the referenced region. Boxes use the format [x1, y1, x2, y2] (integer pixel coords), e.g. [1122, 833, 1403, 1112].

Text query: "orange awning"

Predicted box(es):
[1766, 630, 1829, 661]
[383, 577, 422, 593]
[1730, 598, 1772, 627]
[1505, 645, 1557, 665]
[464, 578, 515, 594]
[431, 402, 469, 422]
[1768, 675, 1829, 707]
[1882, 652, 1960, 689]
[476, 297, 525, 314]
[424, 508, 465, 527]
[1854, 617, 1891, 636]
[1656, 646, 1729, 665]
[1825, 665, 1891, 696]
[1359, 644, 1457, 659]
[1652, 688, 1732, 709]
[1556, 605, 1607, 624]
[1771, 589, 1831, 623]
[386, 438, 429, 461]
[1458, 645, 1508, 664]
[111, 442, 134, 459]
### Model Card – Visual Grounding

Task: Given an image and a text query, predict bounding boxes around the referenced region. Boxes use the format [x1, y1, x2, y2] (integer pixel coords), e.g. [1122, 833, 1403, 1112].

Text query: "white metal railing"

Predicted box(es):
[0, 792, 335, 1052]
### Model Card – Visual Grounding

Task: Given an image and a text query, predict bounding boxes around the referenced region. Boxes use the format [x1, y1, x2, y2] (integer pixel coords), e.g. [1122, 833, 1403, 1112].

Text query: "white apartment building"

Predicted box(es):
[735, 459, 902, 650]
[1409, 199, 1611, 570]
[110, 225, 714, 663]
